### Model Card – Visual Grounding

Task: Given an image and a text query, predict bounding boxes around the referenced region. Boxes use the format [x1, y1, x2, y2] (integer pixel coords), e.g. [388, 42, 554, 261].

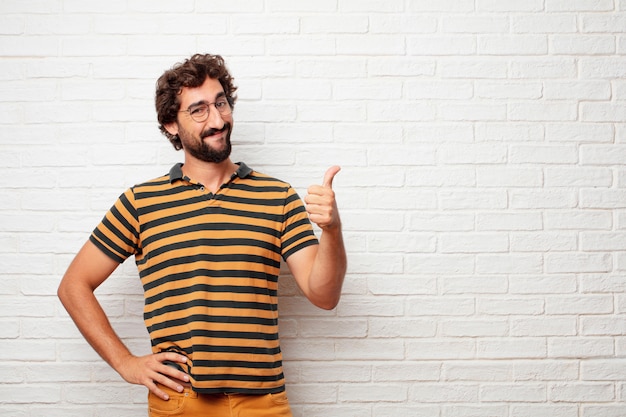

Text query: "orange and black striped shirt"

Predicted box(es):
[90, 163, 318, 394]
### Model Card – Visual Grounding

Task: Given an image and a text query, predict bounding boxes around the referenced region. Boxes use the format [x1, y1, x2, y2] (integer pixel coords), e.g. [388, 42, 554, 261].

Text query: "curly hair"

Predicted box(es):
[155, 54, 238, 150]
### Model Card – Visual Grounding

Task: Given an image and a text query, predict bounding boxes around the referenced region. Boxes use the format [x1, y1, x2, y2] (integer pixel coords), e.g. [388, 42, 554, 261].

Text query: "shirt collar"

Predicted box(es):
[169, 163, 184, 182]
[234, 162, 253, 178]
[169, 162, 253, 184]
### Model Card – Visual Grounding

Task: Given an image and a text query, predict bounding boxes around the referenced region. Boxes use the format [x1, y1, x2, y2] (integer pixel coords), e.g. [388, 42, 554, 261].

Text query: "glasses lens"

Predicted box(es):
[189, 104, 209, 122]
[216, 100, 231, 115]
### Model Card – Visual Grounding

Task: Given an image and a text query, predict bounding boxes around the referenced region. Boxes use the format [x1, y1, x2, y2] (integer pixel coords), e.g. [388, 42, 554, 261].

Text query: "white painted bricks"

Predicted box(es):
[2, 2, 626, 416]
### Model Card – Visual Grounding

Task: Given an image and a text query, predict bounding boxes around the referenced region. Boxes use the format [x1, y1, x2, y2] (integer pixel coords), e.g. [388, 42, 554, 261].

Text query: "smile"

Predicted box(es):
[201, 123, 230, 140]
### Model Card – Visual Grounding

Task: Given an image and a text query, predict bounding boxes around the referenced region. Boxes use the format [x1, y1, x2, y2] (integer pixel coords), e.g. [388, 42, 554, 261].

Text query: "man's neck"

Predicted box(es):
[181, 157, 238, 194]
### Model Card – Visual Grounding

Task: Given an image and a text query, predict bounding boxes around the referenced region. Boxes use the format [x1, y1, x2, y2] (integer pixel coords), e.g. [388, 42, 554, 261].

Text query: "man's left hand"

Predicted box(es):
[305, 166, 341, 231]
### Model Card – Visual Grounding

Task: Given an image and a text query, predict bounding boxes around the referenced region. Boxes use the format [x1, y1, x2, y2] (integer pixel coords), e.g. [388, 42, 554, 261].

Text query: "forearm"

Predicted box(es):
[59, 278, 191, 400]
[307, 226, 347, 310]
[58, 279, 132, 373]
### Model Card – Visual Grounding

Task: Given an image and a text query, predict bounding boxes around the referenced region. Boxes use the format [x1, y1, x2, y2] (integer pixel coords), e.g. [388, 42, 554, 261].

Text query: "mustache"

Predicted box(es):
[200, 122, 230, 139]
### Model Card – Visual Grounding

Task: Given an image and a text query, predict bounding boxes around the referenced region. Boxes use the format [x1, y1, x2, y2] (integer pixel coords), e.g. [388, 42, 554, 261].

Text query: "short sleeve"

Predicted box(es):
[281, 187, 318, 260]
[89, 188, 141, 263]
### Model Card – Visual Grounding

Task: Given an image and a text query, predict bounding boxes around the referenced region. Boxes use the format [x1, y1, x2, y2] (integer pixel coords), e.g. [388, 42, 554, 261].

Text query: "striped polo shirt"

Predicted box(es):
[90, 162, 318, 394]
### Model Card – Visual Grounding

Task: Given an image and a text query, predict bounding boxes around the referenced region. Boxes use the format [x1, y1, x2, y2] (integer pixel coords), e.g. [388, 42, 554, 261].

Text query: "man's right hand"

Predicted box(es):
[117, 352, 190, 401]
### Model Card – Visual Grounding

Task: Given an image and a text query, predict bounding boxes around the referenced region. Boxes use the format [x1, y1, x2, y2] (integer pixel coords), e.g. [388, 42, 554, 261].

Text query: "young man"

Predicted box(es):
[58, 53, 347, 416]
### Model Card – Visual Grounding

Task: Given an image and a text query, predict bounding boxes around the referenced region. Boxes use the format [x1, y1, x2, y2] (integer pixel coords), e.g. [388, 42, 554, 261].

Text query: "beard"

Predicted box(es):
[178, 122, 232, 163]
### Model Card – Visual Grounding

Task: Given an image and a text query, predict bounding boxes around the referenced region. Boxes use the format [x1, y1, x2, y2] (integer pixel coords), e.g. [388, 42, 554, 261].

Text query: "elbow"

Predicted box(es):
[57, 274, 81, 309]
[318, 301, 339, 311]
[308, 273, 345, 311]
[57, 279, 69, 307]
[57, 279, 65, 300]
[312, 294, 341, 311]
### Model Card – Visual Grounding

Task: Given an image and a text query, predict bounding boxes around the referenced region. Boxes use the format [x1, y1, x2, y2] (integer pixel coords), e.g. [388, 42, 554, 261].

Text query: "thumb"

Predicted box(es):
[322, 165, 341, 188]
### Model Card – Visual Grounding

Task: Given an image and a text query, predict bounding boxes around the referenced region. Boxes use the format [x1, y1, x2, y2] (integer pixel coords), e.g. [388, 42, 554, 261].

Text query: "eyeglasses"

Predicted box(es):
[179, 98, 232, 123]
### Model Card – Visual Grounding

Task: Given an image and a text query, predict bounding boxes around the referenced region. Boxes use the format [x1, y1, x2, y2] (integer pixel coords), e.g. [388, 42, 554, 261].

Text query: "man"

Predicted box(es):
[57, 53, 347, 417]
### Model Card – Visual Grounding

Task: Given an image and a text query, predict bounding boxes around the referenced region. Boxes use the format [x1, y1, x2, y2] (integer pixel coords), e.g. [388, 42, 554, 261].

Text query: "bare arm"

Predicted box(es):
[58, 240, 189, 400]
[287, 166, 347, 310]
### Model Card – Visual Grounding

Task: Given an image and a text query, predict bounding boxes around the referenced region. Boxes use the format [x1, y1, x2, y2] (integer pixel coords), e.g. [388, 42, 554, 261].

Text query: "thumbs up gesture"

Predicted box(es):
[305, 166, 341, 231]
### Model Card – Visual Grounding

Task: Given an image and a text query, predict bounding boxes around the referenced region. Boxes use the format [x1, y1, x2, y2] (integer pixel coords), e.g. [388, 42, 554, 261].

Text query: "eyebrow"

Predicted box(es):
[187, 92, 227, 109]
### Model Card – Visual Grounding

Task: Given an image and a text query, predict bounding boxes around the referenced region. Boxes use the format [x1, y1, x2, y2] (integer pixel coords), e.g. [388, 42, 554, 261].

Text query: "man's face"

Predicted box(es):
[167, 77, 234, 163]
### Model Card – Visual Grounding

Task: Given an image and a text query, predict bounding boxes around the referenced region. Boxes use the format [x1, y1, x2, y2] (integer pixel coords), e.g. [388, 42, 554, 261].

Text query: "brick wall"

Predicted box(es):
[1, 1, 626, 416]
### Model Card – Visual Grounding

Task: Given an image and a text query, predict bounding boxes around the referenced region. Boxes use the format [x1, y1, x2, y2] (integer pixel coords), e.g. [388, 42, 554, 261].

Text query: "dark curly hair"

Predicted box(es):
[155, 53, 238, 150]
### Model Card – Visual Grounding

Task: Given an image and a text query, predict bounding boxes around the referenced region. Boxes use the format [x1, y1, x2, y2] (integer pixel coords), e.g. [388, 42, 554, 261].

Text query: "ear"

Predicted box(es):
[164, 122, 179, 137]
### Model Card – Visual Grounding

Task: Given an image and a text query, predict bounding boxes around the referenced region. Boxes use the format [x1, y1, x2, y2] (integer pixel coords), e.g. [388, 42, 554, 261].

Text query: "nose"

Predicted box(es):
[205, 103, 225, 129]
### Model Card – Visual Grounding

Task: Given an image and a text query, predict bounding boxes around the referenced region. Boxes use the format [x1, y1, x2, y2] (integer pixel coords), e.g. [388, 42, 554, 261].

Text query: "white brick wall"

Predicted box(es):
[1, 2, 625, 416]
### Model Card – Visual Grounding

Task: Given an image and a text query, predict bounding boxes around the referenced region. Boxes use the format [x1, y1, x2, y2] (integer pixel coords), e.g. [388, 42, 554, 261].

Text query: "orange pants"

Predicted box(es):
[148, 384, 293, 417]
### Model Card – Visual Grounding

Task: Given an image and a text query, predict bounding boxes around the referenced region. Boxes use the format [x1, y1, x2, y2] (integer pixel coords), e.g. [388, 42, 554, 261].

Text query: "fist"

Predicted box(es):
[305, 166, 341, 230]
